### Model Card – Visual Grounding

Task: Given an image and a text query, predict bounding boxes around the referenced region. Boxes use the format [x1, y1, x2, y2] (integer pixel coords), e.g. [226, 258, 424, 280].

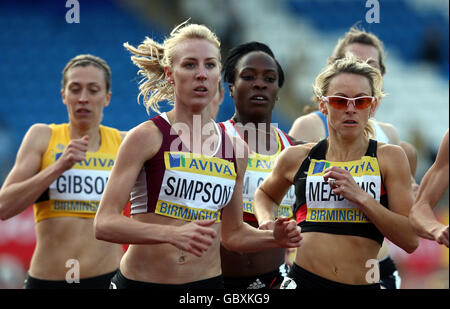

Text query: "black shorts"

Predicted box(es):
[24, 270, 117, 289]
[379, 255, 401, 289]
[223, 264, 289, 289]
[281, 264, 380, 289]
[110, 269, 224, 289]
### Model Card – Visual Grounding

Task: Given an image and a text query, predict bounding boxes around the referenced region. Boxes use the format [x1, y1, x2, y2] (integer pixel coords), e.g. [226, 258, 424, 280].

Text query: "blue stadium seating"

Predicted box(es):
[0, 0, 447, 154]
[0, 1, 166, 150]
[284, 0, 448, 71]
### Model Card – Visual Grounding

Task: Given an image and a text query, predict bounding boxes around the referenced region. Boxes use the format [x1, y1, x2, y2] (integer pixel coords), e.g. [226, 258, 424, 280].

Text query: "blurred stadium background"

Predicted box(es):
[0, 0, 448, 289]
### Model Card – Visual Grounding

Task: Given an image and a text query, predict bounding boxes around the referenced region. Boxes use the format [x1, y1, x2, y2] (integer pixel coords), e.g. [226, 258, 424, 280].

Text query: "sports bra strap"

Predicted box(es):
[365, 139, 378, 157]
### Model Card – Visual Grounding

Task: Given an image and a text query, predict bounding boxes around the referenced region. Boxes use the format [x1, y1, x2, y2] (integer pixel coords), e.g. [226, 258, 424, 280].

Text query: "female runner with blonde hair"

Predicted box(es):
[255, 54, 418, 289]
[94, 21, 301, 289]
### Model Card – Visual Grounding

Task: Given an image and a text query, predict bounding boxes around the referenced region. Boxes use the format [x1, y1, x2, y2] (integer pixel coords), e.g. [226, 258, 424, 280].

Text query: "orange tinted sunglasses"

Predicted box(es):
[322, 96, 374, 110]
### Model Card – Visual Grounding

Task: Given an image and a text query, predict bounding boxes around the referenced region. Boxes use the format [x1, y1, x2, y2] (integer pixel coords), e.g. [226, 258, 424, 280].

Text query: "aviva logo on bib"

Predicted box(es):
[164, 152, 236, 179]
[247, 151, 280, 172]
[247, 157, 275, 172]
[309, 156, 380, 177]
[56, 152, 115, 171]
[169, 153, 186, 168]
[312, 161, 331, 174]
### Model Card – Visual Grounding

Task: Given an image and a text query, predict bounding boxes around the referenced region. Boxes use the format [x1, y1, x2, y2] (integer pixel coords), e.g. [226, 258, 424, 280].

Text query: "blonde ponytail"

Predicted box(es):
[124, 20, 220, 114]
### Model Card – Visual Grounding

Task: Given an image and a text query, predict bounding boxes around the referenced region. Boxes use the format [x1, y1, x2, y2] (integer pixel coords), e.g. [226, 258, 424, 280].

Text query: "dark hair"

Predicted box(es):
[222, 41, 285, 87]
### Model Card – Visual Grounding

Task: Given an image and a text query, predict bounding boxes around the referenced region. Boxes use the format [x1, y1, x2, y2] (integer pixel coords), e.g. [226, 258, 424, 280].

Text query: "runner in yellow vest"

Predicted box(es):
[0, 54, 126, 288]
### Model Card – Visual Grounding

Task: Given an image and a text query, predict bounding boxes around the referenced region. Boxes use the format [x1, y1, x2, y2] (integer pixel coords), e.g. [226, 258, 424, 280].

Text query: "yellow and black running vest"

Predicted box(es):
[293, 139, 388, 244]
[34, 123, 122, 222]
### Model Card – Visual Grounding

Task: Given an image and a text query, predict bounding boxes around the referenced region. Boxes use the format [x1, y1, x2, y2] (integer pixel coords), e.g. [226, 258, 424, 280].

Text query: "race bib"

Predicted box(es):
[305, 157, 381, 223]
[156, 152, 236, 222]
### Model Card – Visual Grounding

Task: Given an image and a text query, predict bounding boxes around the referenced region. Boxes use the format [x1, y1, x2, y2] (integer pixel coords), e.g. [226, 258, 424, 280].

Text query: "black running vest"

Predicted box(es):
[293, 139, 388, 244]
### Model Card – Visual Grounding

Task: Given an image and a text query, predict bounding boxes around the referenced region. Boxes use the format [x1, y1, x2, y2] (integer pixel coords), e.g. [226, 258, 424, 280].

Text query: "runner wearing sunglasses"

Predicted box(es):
[321, 96, 375, 110]
[288, 27, 418, 289]
[254, 54, 418, 289]
[290, 28, 418, 182]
